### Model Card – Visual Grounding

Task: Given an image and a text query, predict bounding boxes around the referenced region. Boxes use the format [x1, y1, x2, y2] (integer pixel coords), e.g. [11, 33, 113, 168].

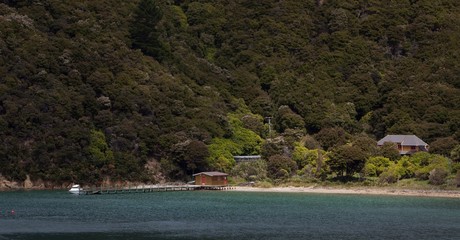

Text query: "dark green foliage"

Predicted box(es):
[314, 127, 349, 151]
[130, 0, 167, 60]
[275, 105, 305, 133]
[261, 138, 286, 160]
[351, 134, 379, 157]
[266, 154, 297, 179]
[378, 142, 401, 161]
[171, 140, 209, 176]
[0, 1, 231, 184]
[429, 137, 459, 156]
[2, 0, 460, 185]
[328, 144, 367, 177]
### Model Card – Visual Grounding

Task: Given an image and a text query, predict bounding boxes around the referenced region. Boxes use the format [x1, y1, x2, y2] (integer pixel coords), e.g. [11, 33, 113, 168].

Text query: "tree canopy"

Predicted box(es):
[1, 0, 459, 185]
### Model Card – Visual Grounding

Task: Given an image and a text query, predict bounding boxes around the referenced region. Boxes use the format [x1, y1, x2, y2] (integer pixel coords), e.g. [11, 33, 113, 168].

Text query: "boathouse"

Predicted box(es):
[377, 135, 429, 155]
[193, 172, 228, 186]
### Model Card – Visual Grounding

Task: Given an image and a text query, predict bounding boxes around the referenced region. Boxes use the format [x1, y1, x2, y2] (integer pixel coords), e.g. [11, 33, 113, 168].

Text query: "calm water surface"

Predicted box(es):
[0, 190, 459, 239]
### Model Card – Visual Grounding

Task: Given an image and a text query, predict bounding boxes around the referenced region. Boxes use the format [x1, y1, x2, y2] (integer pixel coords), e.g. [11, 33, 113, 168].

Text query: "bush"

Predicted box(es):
[364, 156, 390, 177]
[292, 143, 317, 169]
[428, 168, 448, 185]
[267, 154, 297, 179]
[379, 169, 400, 184]
[452, 162, 460, 174]
[328, 144, 367, 177]
[402, 153, 451, 180]
[455, 170, 460, 187]
[415, 167, 431, 180]
[379, 163, 402, 184]
[363, 163, 377, 177]
[231, 160, 267, 181]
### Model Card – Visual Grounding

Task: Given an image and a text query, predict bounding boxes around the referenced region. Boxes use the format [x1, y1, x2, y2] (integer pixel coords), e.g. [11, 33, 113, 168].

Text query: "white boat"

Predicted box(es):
[69, 184, 83, 194]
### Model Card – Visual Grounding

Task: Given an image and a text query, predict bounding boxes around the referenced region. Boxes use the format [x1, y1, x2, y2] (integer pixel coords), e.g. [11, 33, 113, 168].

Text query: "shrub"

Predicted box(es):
[379, 163, 402, 184]
[451, 145, 460, 162]
[363, 163, 377, 177]
[364, 156, 391, 177]
[396, 156, 416, 178]
[455, 170, 460, 187]
[452, 162, 460, 174]
[428, 168, 448, 185]
[267, 154, 297, 179]
[231, 160, 267, 181]
[379, 170, 399, 184]
[401, 153, 451, 180]
[415, 167, 431, 180]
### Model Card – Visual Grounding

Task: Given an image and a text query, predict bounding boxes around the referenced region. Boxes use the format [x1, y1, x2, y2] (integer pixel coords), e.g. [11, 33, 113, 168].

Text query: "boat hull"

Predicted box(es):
[69, 185, 83, 194]
[69, 189, 83, 194]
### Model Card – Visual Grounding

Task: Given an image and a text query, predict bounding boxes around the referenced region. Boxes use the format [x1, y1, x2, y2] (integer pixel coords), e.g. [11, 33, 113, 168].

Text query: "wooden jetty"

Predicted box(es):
[80, 184, 233, 195]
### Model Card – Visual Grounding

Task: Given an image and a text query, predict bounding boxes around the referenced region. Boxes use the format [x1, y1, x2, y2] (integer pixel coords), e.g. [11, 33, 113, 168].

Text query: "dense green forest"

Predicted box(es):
[1, 0, 459, 187]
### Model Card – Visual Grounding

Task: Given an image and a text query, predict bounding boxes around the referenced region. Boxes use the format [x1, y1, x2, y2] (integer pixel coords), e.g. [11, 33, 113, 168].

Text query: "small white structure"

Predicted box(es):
[68, 184, 83, 194]
[233, 155, 261, 163]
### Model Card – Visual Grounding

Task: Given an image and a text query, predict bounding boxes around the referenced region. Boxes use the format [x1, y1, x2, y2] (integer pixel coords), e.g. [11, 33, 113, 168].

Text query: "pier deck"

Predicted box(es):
[81, 185, 232, 195]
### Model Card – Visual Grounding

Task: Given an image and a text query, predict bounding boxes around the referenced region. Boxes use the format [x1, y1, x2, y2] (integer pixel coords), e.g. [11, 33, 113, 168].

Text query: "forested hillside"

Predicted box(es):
[1, 0, 459, 187]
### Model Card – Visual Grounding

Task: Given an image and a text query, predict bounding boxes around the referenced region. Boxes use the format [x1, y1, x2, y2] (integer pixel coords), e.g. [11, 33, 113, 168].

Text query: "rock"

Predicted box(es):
[23, 175, 33, 189]
[2, 180, 20, 189]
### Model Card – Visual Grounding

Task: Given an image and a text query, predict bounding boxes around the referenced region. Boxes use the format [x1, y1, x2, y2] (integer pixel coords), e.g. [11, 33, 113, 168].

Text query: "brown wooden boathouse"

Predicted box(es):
[193, 171, 228, 186]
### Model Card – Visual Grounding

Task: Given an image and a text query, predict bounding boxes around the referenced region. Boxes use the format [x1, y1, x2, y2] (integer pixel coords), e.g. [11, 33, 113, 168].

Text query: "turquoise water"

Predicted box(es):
[0, 190, 459, 240]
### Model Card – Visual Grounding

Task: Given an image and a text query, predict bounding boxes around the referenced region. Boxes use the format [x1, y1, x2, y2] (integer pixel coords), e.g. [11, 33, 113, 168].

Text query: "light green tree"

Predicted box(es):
[363, 156, 391, 177]
[207, 112, 264, 172]
[88, 130, 114, 169]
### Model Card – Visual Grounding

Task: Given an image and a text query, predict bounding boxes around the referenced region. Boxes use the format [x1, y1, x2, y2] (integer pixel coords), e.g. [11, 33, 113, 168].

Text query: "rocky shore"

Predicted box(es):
[0, 175, 70, 190]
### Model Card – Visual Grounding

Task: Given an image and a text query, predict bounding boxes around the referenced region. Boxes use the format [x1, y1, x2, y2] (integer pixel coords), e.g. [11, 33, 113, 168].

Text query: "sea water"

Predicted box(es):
[0, 190, 459, 240]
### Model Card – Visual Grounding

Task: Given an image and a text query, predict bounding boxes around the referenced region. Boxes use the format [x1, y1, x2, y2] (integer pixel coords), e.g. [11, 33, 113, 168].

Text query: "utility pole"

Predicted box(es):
[265, 117, 272, 138]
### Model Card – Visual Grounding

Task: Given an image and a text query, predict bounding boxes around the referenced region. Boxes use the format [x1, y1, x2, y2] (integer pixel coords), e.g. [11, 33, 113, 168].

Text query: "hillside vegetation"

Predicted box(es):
[1, 0, 459, 187]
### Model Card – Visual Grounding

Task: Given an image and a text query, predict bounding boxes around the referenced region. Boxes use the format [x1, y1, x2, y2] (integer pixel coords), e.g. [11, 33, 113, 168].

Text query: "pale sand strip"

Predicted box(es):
[230, 186, 460, 198]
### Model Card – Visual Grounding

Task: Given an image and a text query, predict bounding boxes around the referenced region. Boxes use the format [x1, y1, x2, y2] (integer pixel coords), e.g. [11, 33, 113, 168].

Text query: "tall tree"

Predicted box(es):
[328, 145, 367, 178]
[130, 0, 166, 60]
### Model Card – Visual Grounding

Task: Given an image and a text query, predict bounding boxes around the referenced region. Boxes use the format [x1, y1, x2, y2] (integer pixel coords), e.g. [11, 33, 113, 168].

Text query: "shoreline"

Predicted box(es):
[230, 186, 460, 198]
[1, 184, 459, 198]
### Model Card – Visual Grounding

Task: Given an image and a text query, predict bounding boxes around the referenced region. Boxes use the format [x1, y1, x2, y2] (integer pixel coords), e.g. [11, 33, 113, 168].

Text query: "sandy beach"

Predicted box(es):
[230, 186, 460, 198]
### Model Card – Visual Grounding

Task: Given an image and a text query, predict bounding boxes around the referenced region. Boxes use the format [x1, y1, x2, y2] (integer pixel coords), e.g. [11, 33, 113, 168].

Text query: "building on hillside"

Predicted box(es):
[233, 155, 261, 163]
[193, 172, 228, 186]
[377, 135, 429, 155]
